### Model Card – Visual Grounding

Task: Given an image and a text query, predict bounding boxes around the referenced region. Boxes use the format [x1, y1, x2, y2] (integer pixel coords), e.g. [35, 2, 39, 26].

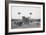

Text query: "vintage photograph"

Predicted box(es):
[11, 6, 41, 29]
[5, 0, 45, 34]
[8, 2, 44, 33]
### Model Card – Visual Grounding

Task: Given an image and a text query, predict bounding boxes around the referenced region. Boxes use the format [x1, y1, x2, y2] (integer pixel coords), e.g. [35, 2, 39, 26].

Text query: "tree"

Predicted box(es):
[18, 12, 21, 19]
[29, 12, 32, 18]
[29, 12, 32, 15]
[18, 12, 21, 15]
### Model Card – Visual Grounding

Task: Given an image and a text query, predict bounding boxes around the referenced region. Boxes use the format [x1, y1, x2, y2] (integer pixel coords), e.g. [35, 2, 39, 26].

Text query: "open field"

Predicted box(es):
[11, 19, 40, 29]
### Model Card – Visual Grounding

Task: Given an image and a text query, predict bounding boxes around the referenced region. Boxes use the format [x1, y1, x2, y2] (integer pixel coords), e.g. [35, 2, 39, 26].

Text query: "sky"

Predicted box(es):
[9, 3, 42, 19]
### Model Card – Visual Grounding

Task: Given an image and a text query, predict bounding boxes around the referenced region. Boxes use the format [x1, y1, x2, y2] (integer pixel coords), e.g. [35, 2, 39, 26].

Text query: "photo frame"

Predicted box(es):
[5, 0, 45, 35]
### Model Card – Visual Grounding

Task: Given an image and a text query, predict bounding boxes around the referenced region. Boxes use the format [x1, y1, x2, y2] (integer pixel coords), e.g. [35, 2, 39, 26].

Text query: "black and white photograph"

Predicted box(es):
[5, 1, 45, 34]
[8, 2, 43, 32]
[11, 4, 41, 29]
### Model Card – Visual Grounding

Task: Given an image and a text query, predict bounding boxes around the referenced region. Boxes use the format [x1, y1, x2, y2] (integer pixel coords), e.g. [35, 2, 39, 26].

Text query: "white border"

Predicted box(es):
[8, 3, 43, 32]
